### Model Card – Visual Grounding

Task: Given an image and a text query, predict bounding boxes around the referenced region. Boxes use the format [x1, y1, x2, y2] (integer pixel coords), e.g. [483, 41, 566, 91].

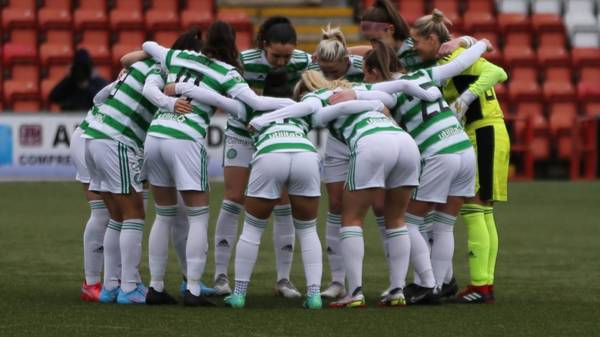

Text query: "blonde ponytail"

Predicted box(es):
[293, 70, 353, 100]
[413, 9, 453, 43]
[315, 24, 348, 63]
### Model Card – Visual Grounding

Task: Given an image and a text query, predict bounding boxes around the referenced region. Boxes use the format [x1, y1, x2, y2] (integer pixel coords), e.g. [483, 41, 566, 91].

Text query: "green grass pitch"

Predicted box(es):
[0, 181, 599, 336]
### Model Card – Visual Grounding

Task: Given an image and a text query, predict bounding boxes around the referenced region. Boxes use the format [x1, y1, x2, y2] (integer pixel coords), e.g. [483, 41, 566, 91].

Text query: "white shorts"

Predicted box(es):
[144, 136, 209, 191]
[322, 134, 350, 184]
[85, 138, 144, 194]
[70, 127, 89, 183]
[346, 132, 420, 191]
[414, 149, 476, 203]
[223, 134, 255, 168]
[247, 151, 321, 199]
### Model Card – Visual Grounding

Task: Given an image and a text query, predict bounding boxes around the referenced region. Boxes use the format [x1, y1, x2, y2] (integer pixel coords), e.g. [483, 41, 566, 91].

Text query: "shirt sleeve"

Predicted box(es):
[464, 60, 508, 97]
[142, 67, 177, 112]
[312, 100, 384, 127]
[175, 82, 247, 120]
[234, 85, 295, 111]
[371, 79, 442, 102]
[92, 80, 117, 106]
[249, 97, 323, 131]
[430, 41, 488, 85]
[142, 41, 171, 66]
[355, 90, 397, 109]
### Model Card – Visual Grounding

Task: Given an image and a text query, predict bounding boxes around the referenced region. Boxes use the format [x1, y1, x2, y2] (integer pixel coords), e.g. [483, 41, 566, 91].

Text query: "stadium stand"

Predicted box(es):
[0, 0, 597, 179]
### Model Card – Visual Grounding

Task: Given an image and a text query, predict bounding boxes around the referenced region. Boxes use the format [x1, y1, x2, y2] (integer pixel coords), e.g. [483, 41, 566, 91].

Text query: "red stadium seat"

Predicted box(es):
[531, 13, 564, 34]
[549, 103, 577, 136]
[217, 10, 253, 33]
[181, 0, 214, 30]
[2, 0, 37, 30]
[514, 102, 549, 160]
[494, 83, 507, 103]
[97, 65, 114, 80]
[38, 0, 72, 30]
[110, 0, 144, 31]
[509, 80, 541, 103]
[154, 31, 180, 48]
[505, 32, 532, 46]
[571, 48, 600, 72]
[2, 29, 38, 65]
[3, 65, 40, 107]
[497, 13, 531, 34]
[543, 79, 576, 103]
[577, 67, 600, 102]
[503, 45, 536, 68]
[112, 30, 146, 68]
[73, 0, 108, 30]
[39, 30, 74, 66]
[466, 0, 494, 13]
[236, 31, 253, 52]
[537, 46, 570, 69]
[77, 30, 111, 64]
[583, 102, 600, 117]
[538, 32, 566, 48]
[398, 0, 425, 25]
[146, 0, 179, 31]
[579, 66, 600, 83]
[13, 100, 42, 112]
[463, 11, 496, 34]
[431, 0, 462, 31]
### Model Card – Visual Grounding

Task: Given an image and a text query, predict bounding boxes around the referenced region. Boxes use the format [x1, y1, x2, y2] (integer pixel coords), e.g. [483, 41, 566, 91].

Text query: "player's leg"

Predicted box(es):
[288, 151, 322, 309]
[214, 135, 252, 294]
[144, 136, 179, 304]
[171, 194, 189, 293]
[226, 153, 284, 308]
[272, 191, 301, 299]
[379, 132, 420, 307]
[371, 190, 391, 298]
[321, 135, 351, 299]
[167, 139, 213, 306]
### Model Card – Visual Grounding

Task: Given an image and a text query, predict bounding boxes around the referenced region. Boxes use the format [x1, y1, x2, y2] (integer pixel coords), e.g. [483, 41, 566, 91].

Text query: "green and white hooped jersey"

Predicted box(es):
[307, 54, 365, 82]
[303, 88, 404, 149]
[84, 59, 157, 150]
[240, 48, 312, 92]
[252, 117, 315, 158]
[149, 49, 249, 141]
[79, 107, 95, 131]
[397, 38, 436, 73]
[226, 106, 274, 140]
[388, 69, 472, 157]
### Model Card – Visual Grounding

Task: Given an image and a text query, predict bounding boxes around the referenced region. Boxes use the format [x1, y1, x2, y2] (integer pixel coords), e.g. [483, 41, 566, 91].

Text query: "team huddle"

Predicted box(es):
[71, 0, 510, 309]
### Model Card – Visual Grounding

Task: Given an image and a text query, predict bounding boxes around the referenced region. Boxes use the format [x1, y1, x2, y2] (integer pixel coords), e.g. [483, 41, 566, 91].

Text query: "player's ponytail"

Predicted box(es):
[315, 24, 348, 63]
[362, 0, 410, 42]
[364, 39, 402, 81]
[413, 9, 453, 43]
[293, 70, 353, 100]
[256, 16, 297, 49]
[202, 21, 241, 69]
[171, 26, 202, 51]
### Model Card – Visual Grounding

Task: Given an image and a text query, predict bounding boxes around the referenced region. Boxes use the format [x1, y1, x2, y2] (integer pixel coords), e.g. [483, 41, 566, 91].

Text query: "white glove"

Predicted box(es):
[450, 90, 477, 125]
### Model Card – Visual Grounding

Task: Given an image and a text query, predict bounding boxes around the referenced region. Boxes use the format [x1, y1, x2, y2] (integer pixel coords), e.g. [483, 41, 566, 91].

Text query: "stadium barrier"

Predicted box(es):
[0, 113, 330, 181]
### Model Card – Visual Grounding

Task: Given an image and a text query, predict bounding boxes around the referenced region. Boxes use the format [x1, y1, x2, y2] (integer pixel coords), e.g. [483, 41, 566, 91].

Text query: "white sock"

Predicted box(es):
[386, 226, 411, 290]
[293, 218, 322, 292]
[325, 212, 344, 285]
[431, 211, 456, 288]
[83, 200, 109, 285]
[234, 213, 267, 286]
[143, 190, 150, 212]
[406, 213, 435, 288]
[120, 219, 144, 293]
[340, 226, 364, 296]
[423, 211, 435, 246]
[273, 204, 294, 281]
[185, 206, 209, 296]
[375, 216, 391, 285]
[103, 219, 122, 290]
[149, 204, 177, 292]
[214, 200, 242, 279]
[171, 199, 189, 277]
